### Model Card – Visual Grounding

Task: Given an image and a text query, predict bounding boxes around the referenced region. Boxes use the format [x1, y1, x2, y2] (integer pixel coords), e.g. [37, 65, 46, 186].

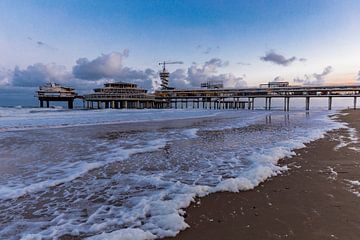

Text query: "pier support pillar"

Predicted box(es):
[287, 97, 290, 111]
[283, 97, 286, 111]
[248, 98, 251, 110]
[305, 97, 310, 111]
[68, 100, 74, 109]
[283, 97, 290, 111]
[46, 101, 50, 108]
[328, 97, 332, 110]
[251, 98, 255, 110]
[40, 100, 44, 108]
[354, 97, 357, 110]
[265, 97, 268, 110]
[269, 97, 272, 110]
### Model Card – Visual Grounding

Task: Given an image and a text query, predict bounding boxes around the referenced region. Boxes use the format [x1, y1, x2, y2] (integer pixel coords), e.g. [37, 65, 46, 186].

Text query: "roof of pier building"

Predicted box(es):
[104, 81, 137, 88]
[93, 81, 147, 93]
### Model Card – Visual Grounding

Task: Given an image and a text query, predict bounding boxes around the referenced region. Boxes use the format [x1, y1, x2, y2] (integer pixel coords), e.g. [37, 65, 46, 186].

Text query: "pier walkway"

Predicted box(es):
[155, 85, 360, 110]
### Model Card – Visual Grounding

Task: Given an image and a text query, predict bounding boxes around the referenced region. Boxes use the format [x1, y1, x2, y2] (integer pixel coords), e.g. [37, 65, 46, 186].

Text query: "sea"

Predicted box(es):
[0, 98, 352, 239]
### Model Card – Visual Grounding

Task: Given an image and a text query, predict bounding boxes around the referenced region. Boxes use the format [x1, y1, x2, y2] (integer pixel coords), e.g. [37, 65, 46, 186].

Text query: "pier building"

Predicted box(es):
[84, 81, 168, 109]
[35, 83, 80, 109]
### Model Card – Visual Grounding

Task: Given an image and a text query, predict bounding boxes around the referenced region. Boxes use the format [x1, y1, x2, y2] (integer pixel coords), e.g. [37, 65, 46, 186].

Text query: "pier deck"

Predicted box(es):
[155, 84, 360, 110]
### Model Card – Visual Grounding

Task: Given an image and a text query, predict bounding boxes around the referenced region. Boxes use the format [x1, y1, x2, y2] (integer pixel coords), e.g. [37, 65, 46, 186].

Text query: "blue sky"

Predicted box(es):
[0, 0, 360, 106]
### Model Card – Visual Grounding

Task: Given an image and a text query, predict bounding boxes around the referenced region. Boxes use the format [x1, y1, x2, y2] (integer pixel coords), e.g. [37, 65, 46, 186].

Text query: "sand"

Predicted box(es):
[165, 110, 360, 240]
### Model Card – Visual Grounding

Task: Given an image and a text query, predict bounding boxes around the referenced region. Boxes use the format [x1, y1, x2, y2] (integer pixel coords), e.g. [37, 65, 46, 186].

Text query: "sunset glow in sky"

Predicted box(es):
[0, 0, 360, 105]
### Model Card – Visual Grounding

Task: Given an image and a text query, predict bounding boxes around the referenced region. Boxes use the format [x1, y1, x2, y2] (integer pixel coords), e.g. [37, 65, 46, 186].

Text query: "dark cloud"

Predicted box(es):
[299, 58, 307, 62]
[357, 70, 360, 81]
[37, 41, 45, 46]
[72, 50, 157, 90]
[196, 45, 220, 55]
[260, 50, 303, 66]
[293, 66, 333, 85]
[27, 37, 56, 50]
[273, 76, 285, 82]
[169, 58, 246, 88]
[12, 63, 72, 87]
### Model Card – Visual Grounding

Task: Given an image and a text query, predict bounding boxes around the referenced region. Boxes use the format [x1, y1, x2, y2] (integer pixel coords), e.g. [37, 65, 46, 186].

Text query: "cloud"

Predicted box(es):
[169, 58, 246, 88]
[260, 50, 303, 66]
[293, 66, 333, 85]
[196, 45, 220, 54]
[72, 50, 157, 90]
[1, 50, 158, 91]
[0, 68, 13, 86]
[12, 63, 72, 87]
[299, 58, 307, 62]
[273, 76, 285, 82]
[357, 70, 360, 81]
[1, 54, 245, 94]
[27, 37, 57, 50]
[237, 62, 251, 66]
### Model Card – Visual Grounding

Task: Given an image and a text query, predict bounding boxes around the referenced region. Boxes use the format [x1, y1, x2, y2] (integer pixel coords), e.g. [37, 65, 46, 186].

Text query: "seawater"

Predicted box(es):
[0, 107, 345, 239]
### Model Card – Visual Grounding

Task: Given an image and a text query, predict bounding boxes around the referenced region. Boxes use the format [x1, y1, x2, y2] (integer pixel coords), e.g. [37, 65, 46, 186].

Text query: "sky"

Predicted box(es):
[0, 0, 360, 106]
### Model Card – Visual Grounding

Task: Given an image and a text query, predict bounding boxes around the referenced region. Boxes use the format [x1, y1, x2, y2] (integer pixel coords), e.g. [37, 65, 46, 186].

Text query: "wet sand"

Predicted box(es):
[165, 110, 360, 240]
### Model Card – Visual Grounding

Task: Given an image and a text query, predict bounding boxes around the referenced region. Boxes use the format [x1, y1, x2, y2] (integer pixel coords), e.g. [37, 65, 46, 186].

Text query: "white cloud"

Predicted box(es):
[169, 58, 246, 88]
[0, 68, 13, 86]
[293, 66, 333, 85]
[12, 63, 72, 87]
[72, 50, 157, 90]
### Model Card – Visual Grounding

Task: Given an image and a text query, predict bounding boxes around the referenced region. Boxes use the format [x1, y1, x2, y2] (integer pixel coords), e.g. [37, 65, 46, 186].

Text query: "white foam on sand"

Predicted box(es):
[334, 125, 359, 151]
[87, 228, 156, 240]
[345, 179, 360, 197]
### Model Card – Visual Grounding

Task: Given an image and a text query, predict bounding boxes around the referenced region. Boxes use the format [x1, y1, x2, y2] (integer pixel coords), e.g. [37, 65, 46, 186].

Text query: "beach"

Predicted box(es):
[166, 110, 360, 240]
[0, 108, 358, 239]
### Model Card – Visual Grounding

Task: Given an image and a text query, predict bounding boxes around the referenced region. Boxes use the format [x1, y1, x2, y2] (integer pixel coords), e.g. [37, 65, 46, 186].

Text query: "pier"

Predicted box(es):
[42, 79, 360, 111]
[154, 83, 360, 111]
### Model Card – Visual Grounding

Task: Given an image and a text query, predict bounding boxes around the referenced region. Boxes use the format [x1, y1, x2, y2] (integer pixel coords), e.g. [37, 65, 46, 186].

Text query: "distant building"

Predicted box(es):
[259, 81, 289, 88]
[84, 81, 166, 109]
[35, 83, 79, 108]
[201, 80, 224, 89]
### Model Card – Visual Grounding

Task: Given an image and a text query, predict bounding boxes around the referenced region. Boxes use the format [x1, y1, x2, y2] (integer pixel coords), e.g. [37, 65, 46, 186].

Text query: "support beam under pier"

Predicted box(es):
[305, 97, 310, 111]
[354, 97, 357, 110]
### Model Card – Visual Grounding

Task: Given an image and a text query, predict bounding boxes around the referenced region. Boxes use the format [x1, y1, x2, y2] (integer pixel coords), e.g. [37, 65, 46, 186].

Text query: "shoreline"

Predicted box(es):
[164, 109, 360, 240]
